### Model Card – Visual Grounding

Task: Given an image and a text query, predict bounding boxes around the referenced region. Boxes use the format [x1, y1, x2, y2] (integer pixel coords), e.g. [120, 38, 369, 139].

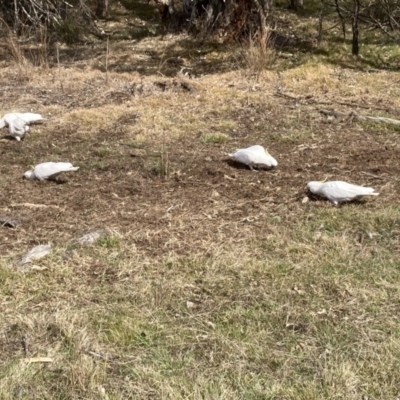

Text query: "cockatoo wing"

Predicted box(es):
[0, 113, 44, 128]
[229, 149, 256, 166]
[0, 113, 18, 127]
[241, 145, 265, 154]
[230, 145, 277, 168]
[19, 113, 45, 124]
[33, 162, 79, 180]
[321, 181, 378, 202]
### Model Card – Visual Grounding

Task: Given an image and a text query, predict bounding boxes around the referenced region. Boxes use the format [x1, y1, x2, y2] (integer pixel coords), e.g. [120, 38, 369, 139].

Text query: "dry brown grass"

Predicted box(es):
[1, 6, 400, 399]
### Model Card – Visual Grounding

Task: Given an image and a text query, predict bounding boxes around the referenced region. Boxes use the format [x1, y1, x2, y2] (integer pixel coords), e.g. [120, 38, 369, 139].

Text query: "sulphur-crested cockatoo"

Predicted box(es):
[9, 118, 30, 141]
[229, 145, 278, 170]
[307, 181, 379, 205]
[0, 112, 44, 129]
[24, 162, 79, 181]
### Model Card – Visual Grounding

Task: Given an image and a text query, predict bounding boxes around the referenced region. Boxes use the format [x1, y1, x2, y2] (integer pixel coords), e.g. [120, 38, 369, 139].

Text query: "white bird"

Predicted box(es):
[229, 145, 278, 170]
[8, 117, 30, 141]
[0, 112, 44, 129]
[18, 244, 52, 266]
[24, 162, 79, 181]
[307, 180, 379, 205]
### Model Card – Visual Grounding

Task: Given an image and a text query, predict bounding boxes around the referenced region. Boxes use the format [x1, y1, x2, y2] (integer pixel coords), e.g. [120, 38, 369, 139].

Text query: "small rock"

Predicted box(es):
[186, 301, 195, 309]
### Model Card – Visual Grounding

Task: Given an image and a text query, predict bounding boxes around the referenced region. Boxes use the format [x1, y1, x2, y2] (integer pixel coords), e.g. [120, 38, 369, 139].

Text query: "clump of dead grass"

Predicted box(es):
[238, 31, 278, 76]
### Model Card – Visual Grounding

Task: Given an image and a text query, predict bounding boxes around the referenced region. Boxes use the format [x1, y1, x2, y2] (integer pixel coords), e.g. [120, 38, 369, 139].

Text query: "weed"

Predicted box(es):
[95, 148, 112, 158]
[201, 132, 230, 144]
[97, 236, 120, 249]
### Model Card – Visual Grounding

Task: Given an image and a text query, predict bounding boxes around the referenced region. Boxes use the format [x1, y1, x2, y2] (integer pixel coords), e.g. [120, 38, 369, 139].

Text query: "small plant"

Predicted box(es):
[129, 140, 144, 149]
[201, 132, 230, 144]
[149, 151, 169, 178]
[5, 29, 27, 66]
[240, 31, 277, 75]
[97, 236, 120, 249]
[95, 148, 112, 158]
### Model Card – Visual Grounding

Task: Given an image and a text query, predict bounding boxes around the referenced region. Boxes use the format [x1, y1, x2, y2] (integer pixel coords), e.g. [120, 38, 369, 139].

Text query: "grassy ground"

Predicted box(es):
[1, 1, 400, 399]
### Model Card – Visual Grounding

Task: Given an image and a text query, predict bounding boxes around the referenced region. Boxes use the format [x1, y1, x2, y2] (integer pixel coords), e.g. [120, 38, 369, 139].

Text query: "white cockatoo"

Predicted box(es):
[229, 145, 278, 170]
[0, 113, 45, 140]
[0, 112, 44, 129]
[307, 180, 379, 205]
[8, 117, 30, 141]
[24, 162, 79, 181]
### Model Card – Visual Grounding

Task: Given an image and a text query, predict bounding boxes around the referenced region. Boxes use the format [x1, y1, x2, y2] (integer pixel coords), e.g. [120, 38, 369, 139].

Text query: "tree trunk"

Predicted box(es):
[352, 0, 360, 55]
[253, 0, 272, 51]
[290, 0, 303, 10]
[96, 0, 109, 19]
[335, 0, 346, 39]
[60, 1, 68, 20]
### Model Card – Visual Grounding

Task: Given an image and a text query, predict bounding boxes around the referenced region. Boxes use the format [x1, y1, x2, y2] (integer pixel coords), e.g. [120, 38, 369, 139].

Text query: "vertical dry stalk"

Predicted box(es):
[241, 30, 276, 77]
[37, 24, 49, 68]
[57, 43, 60, 69]
[4, 27, 26, 65]
[4, 26, 30, 81]
[105, 36, 109, 85]
[160, 130, 169, 179]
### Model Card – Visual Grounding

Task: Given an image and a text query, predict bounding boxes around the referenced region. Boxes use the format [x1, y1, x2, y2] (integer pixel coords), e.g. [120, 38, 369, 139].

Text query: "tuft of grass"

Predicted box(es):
[95, 147, 112, 158]
[148, 156, 169, 178]
[201, 132, 230, 144]
[97, 235, 120, 249]
[129, 140, 145, 148]
[239, 31, 278, 74]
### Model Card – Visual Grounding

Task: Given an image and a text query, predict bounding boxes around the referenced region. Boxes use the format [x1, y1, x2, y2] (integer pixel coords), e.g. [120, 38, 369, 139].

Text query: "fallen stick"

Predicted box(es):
[320, 109, 400, 126]
[21, 357, 53, 363]
[10, 203, 61, 209]
[275, 91, 397, 113]
[360, 114, 400, 126]
[361, 171, 384, 180]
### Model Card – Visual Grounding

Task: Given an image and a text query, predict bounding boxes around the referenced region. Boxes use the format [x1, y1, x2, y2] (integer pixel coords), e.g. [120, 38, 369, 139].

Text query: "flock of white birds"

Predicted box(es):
[1, 112, 379, 205]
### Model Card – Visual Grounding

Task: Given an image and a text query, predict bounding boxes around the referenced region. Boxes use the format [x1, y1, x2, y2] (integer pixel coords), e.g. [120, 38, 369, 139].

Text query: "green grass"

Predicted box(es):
[201, 132, 230, 144]
[2, 202, 400, 398]
[1, 3, 400, 398]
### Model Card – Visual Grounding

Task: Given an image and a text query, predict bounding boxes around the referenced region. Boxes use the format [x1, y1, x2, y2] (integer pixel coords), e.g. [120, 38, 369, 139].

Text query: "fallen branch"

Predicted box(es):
[10, 203, 61, 209]
[21, 357, 53, 363]
[274, 91, 397, 113]
[360, 114, 400, 126]
[361, 171, 384, 180]
[319, 109, 400, 126]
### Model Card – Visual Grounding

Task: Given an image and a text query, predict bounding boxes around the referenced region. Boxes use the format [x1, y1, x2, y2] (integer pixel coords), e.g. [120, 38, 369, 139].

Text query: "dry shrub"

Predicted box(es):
[1, 18, 49, 73]
[240, 29, 277, 73]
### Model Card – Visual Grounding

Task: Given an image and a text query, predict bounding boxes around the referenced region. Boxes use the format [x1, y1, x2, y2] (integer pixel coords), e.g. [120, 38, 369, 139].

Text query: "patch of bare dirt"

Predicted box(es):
[1, 102, 399, 259]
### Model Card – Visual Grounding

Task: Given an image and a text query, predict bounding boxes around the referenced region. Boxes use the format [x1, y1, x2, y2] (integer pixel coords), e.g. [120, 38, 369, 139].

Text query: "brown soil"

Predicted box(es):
[1, 76, 399, 260]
